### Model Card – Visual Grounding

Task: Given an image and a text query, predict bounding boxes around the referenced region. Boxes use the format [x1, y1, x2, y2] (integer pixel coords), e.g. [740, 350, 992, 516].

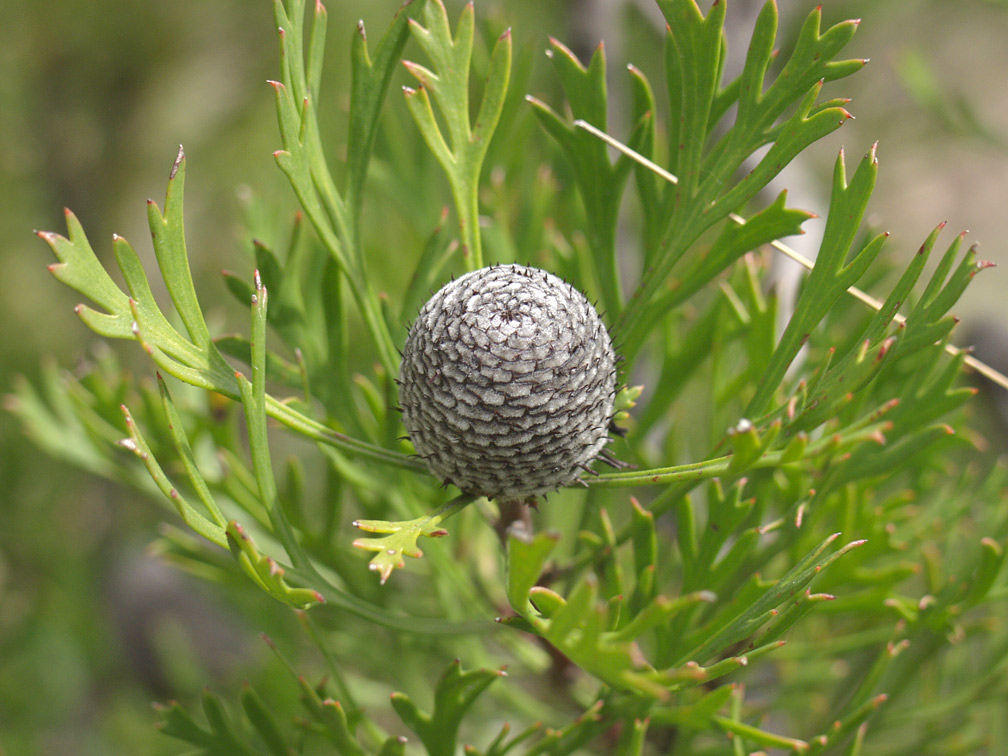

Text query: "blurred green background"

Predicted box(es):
[1, 1, 1006, 753]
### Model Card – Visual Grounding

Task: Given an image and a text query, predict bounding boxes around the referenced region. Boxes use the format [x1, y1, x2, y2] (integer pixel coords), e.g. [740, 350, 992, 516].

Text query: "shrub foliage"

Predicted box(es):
[12, 0, 1008, 753]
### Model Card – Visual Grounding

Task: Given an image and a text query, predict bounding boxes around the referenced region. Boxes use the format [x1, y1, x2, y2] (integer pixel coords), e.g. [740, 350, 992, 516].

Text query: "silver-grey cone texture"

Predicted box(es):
[399, 264, 617, 499]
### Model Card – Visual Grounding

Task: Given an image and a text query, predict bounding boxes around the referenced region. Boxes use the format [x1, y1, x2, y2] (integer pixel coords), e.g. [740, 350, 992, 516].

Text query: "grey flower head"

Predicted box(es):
[399, 264, 618, 500]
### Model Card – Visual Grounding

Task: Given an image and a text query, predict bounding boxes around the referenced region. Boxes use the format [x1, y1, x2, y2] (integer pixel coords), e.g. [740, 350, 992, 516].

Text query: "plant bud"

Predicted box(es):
[399, 264, 617, 500]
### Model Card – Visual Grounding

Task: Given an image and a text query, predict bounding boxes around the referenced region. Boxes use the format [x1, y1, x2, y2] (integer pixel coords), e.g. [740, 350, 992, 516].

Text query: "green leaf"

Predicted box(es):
[352, 494, 476, 584]
[240, 685, 292, 756]
[663, 190, 814, 309]
[39, 210, 133, 338]
[346, 1, 427, 218]
[469, 721, 542, 756]
[628, 498, 659, 611]
[156, 373, 227, 529]
[612, 2, 864, 360]
[655, 0, 725, 198]
[155, 690, 259, 756]
[522, 700, 607, 756]
[746, 145, 884, 417]
[378, 735, 409, 756]
[505, 526, 560, 612]
[391, 659, 505, 756]
[529, 38, 638, 317]
[711, 713, 809, 753]
[272, 0, 401, 375]
[676, 533, 866, 665]
[7, 362, 126, 482]
[235, 270, 310, 572]
[38, 156, 424, 473]
[118, 403, 228, 548]
[405, 0, 511, 269]
[225, 520, 325, 610]
[287, 669, 369, 755]
[806, 694, 888, 756]
[147, 147, 217, 353]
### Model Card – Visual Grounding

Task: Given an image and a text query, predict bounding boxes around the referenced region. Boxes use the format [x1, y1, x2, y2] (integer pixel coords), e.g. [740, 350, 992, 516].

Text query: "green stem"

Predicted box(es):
[456, 169, 483, 270]
[587, 454, 734, 488]
[264, 395, 425, 471]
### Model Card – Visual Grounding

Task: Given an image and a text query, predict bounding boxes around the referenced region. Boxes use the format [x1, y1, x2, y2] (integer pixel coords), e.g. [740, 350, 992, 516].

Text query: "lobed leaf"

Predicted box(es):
[404, 0, 511, 270]
[746, 146, 883, 417]
[391, 659, 505, 756]
[352, 494, 475, 584]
